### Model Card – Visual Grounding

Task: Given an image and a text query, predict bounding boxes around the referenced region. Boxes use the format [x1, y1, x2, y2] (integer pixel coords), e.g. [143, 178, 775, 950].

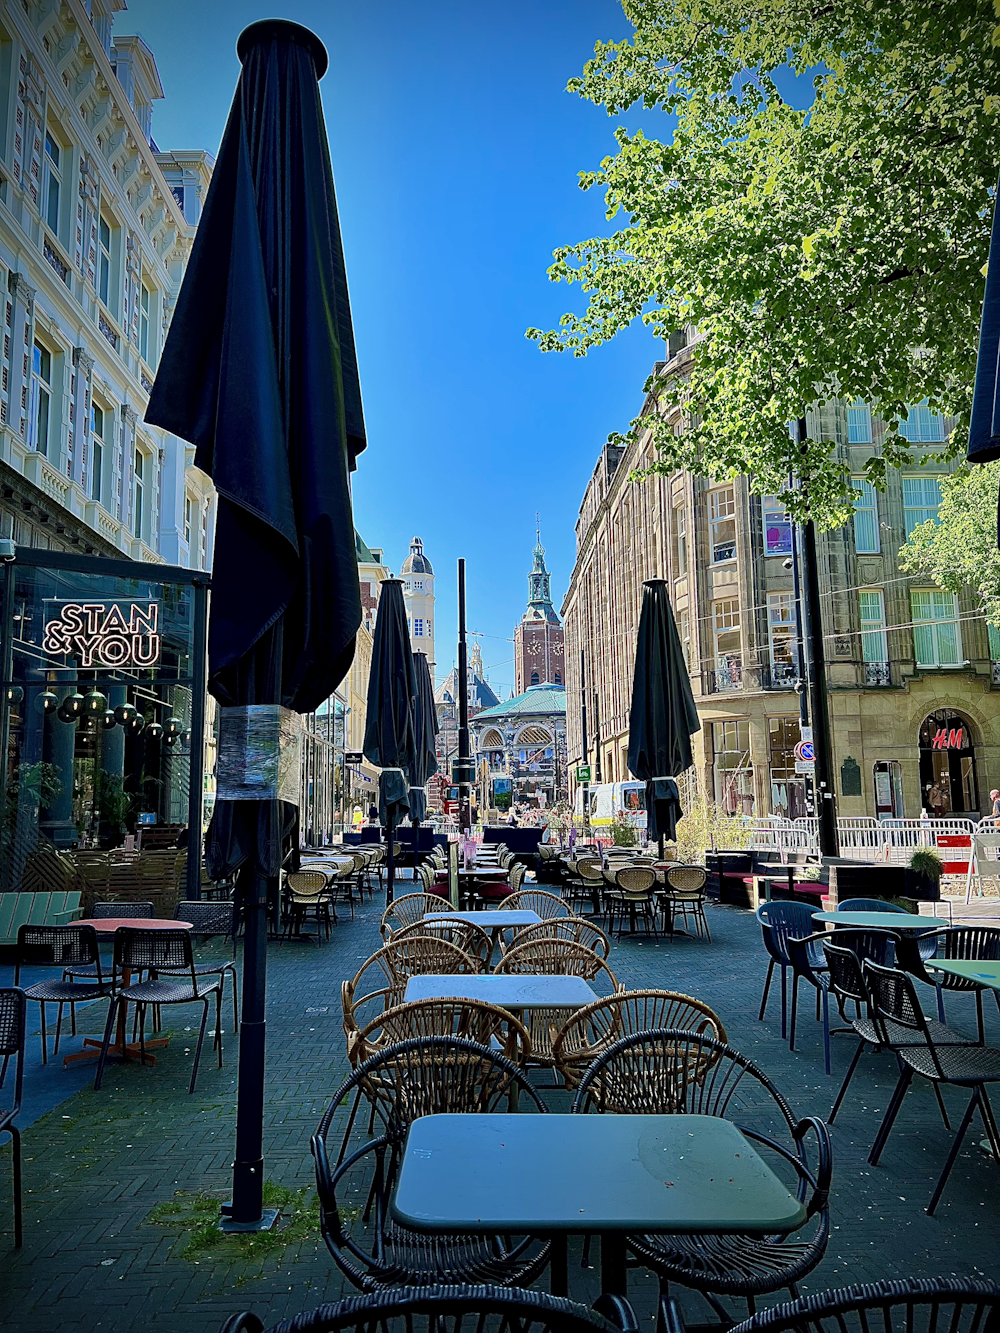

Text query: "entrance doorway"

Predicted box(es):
[873, 760, 904, 818]
[918, 711, 979, 817]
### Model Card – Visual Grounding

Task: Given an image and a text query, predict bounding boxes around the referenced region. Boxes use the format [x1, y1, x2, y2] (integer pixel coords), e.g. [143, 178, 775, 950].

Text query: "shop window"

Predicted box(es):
[847, 400, 872, 443]
[768, 716, 808, 819]
[711, 718, 753, 815]
[709, 486, 736, 563]
[43, 131, 61, 236]
[28, 341, 51, 455]
[90, 401, 105, 503]
[919, 710, 978, 816]
[671, 502, 688, 577]
[767, 593, 797, 683]
[851, 479, 880, 553]
[911, 589, 961, 667]
[859, 589, 889, 683]
[762, 496, 792, 556]
[899, 401, 946, 443]
[902, 475, 943, 536]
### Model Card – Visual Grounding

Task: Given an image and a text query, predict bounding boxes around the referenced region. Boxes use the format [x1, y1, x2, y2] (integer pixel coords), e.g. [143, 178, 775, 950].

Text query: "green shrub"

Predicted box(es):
[909, 848, 943, 881]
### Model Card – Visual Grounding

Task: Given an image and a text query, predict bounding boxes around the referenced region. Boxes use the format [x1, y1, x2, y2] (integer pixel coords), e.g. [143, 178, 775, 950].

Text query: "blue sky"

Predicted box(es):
[126, 0, 669, 695]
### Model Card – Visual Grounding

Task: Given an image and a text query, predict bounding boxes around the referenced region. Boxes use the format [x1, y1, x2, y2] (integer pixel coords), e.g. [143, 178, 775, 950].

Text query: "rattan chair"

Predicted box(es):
[552, 988, 727, 1089]
[564, 858, 604, 917]
[605, 866, 659, 938]
[219, 1285, 642, 1333]
[864, 958, 1000, 1213]
[897, 926, 1000, 1041]
[15, 924, 114, 1062]
[311, 1037, 551, 1291]
[153, 901, 240, 1033]
[93, 927, 224, 1095]
[662, 864, 711, 940]
[0, 987, 26, 1247]
[505, 888, 570, 920]
[380, 892, 454, 940]
[282, 870, 335, 943]
[392, 916, 494, 970]
[352, 996, 531, 1067]
[507, 917, 611, 960]
[572, 1029, 832, 1321]
[727, 1277, 1000, 1333]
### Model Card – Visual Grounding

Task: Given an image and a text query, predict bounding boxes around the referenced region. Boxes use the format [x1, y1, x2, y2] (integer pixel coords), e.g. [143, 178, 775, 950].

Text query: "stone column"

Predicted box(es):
[7, 274, 35, 442]
[39, 675, 78, 848]
[70, 347, 94, 488]
[120, 404, 137, 535]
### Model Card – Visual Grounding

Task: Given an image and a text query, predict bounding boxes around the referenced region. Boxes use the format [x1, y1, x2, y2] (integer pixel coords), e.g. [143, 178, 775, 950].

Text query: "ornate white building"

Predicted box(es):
[401, 535, 435, 665]
[0, 0, 216, 566]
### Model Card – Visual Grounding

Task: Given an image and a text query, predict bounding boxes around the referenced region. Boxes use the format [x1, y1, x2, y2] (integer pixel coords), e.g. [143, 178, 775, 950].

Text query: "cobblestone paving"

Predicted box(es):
[0, 877, 998, 1331]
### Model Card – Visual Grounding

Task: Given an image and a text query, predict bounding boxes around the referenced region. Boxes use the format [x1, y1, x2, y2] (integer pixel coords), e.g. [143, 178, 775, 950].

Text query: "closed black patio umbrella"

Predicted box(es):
[406, 650, 439, 858]
[627, 579, 701, 856]
[363, 579, 417, 904]
[968, 172, 1000, 527]
[144, 20, 365, 1228]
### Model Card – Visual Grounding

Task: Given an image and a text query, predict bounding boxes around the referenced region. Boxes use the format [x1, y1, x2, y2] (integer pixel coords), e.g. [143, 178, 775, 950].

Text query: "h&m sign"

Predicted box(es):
[930, 726, 966, 751]
[42, 601, 161, 668]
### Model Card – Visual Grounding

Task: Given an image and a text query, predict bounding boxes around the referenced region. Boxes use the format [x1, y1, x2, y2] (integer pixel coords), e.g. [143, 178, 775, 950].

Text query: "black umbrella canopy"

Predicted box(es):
[627, 579, 701, 842]
[364, 579, 418, 835]
[968, 171, 1000, 538]
[145, 18, 365, 712]
[406, 651, 439, 824]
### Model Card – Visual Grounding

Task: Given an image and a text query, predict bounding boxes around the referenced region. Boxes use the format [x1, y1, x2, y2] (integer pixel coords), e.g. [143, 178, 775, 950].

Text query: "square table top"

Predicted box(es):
[425, 910, 541, 929]
[931, 958, 1000, 991]
[403, 974, 597, 1009]
[392, 1113, 807, 1235]
[812, 910, 947, 930]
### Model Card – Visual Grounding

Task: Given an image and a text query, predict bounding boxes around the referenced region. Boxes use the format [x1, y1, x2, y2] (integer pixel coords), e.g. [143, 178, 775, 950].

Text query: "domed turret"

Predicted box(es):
[401, 536, 433, 576]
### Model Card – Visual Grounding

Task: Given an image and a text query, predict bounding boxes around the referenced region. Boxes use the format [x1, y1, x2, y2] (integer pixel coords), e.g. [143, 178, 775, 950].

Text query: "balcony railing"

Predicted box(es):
[710, 655, 743, 693]
[864, 661, 891, 686]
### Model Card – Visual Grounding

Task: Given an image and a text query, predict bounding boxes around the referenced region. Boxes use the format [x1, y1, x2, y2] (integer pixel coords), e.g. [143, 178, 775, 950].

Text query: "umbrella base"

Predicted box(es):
[219, 1205, 280, 1232]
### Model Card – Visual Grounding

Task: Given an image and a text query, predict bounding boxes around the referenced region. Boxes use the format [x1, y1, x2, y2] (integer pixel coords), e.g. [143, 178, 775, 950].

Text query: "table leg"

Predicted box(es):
[601, 1232, 627, 1296]
[63, 967, 168, 1067]
[550, 1234, 568, 1296]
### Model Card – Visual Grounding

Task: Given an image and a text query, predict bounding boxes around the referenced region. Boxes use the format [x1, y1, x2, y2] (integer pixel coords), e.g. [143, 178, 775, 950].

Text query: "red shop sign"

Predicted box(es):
[931, 727, 966, 750]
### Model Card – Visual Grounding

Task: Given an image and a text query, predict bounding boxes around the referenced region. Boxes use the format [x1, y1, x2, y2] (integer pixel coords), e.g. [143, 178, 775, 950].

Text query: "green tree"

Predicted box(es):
[527, 0, 1000, 524]
[899, 460, 1000, 626]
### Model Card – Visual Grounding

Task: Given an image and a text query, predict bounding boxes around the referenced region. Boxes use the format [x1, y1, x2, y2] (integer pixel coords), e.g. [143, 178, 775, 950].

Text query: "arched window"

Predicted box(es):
[554, 671, 561, 684]
[918, 710, 979, 815]
[530, 671, 539, 685]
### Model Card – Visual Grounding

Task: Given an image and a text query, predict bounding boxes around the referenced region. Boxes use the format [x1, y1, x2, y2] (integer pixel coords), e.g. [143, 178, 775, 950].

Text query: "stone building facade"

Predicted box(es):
[562, 333, 1000, 823]
[472, 683, 568, 812]
[513, 532, 564, 694]
[0, 0, 216, 567]
[401, 535, 434, 666]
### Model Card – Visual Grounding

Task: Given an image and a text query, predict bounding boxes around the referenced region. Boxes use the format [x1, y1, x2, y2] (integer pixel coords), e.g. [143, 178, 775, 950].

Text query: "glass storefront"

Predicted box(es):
[712, 719, 754, 815]
[768, 716, 809, 819]
[0, 547, 208, 896]
[918, 710, 979, 817]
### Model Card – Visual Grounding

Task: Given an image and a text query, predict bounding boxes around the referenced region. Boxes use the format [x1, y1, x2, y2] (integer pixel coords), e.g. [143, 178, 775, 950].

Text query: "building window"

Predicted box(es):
[911, 589, 961, 667]
[200, 506, 209, 569]
[767, 592, 797, 682]
[902, 476, 943, 537]
[413, 617, 423, 637]
[43, 132, 61, 236]
[91, 401, 105, 502]
[711, 719, 753, 815]
[762, 495, 792, 556]
[554, 671, 561, 684]
[98, 215, 112, 307]
[28, 342, 51, 455]
[671, 502, 688, 577]
[184, 494, 192, 544]
[899, 401, 946, 443]
[677, 607, 692, 671]
[859, 589, 889, 683]
[851, 479, 880, 553]
[712, 597, 741, 690]
[139, 281, 150, 362]
[847, 400, 872, 443]
[990, 623, 1000, 667]
[133, 448, 144, 540]
[426, 618, 431, 637]
[530, 671, 539, 685]
[709, 486, 736, 563]
[413, 579, 423, 590]
[769, 716, 808, 819]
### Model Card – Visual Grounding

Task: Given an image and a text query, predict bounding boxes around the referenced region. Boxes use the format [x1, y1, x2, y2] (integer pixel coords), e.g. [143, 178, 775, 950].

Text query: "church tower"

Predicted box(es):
[401, 536, 435, 666]
[513, 525, 564, 694]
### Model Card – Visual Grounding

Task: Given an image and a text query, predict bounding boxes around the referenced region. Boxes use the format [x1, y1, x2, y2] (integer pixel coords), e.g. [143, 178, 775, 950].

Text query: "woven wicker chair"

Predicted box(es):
[352, 996, 531, 1067]
[311, 1037, 551, 1292]
[506, 918, 611, 960]
[380, 892, 454, 940]
[15, 924, 114, 1062]
[727, 1277, 1000, 1333]
[663, 864, 711, 940]
[505, 888, 570, 920]
[552, 988, 727, 1089]
[392, 916, 493, 970]
[0, 988, 25, 1248]
[573, 1029, 832, 1321]
[282, 870, 335, 943]
[605, 866, 659, 938]
[219, 1284, 641, 1333]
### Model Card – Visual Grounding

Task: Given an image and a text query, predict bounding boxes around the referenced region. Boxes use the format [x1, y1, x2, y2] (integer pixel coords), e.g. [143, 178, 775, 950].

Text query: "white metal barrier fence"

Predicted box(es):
[737, 816, 983, 864]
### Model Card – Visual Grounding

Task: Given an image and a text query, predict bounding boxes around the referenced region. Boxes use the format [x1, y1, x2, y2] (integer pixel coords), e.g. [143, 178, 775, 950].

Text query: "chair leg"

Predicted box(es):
[94, 997, 121, 1091]
[229, 965, 239, 1034]
[54, 1002, 64, 1056]
[137, 1004, 147, 1066]
[932, 1081, 952, 1132]
[780, 964, 788, 1040]
[8, 1125, 21, 1247]
[868, 1066, 913, 1165]
[789, 975, 800, 1051]
[975, 988, 985, 1045]
[936, 982, 946, 1024]
[70, 1000, 77, 1038]
[978, 1086, 1000, 1163]
[190, 998, 211, 1094]
[829, 1039, 867, 1123]
[821, 987, 831, 1075]
[39, 1002, 47, 1065]
[216, 990, 224, 1066]
[759, 958, 775, 1021]
[927, 1087, 980, 1215]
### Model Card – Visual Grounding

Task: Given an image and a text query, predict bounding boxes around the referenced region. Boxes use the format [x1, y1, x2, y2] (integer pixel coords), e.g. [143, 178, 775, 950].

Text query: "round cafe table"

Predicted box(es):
[63, 917, 193, 1068]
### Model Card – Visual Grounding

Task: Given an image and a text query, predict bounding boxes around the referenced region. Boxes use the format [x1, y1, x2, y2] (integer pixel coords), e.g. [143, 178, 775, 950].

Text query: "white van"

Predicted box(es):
[573, 781, 647, 829]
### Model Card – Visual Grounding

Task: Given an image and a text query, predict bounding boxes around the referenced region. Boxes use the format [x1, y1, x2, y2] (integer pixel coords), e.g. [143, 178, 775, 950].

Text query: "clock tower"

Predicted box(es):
[513, 526, 564, 694]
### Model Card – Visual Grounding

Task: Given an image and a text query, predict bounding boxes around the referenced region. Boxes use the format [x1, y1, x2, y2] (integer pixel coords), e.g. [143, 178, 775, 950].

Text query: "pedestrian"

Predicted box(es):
[991, 789, 1000, 823]
[506, 809, 518, 828]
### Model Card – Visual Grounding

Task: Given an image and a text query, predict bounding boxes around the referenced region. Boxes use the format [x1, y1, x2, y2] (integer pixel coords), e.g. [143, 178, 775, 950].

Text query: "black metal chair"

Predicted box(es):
[94, 927, 224, 1095]
[15, 924, 114, 1062]
[725, 1276, 1000, 1333]
[0, 987, 26, 1247]
[572, 1028, 832, 1323]
[220, 1285, 641, 1333]
[154, 901, 240, 1033]
[864, 959, 1000, 1214]
[311, 1036, 551, 1292]
[64, 901, 155, 985]
[897, 926, 1000, 1042]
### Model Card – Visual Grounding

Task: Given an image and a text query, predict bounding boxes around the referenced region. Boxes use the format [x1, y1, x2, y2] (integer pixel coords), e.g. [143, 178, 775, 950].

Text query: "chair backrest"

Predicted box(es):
[664, 864, 708, 895]
[356, 997, 531, 1066]
[392, 917, 493, 969]
[863, 959, 935, 1049]
[510, 917, 611, 959]
[16, 923, 100, 976]
[495, 938, 619, 991]
[92, 901, 154, 919]
[757, 901, 817, 963]
[114, 926, 193, 978]
[505, 888, 569, 919]
[614, 866, 656, 896]
[838, 898, 907, 914]
[0, 987, 26, 1114]
[507, 862, 526, 893]
[285, 871, 328, 900]
[576, 859, 604, 883]
[380, 892, 453, 939]
[176, 901, 235, 937]
[726, 1277, 1000, 1333]
[822, 935, 898, 1010]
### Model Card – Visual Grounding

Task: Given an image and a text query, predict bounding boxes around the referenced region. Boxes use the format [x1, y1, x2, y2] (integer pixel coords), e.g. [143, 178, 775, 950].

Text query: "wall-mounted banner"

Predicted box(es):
[42, 601, 162, 667]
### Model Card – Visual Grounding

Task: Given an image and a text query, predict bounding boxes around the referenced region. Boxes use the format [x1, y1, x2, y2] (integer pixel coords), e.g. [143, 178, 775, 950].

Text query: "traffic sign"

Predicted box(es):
[800, 726, 813, 742]
[794, 740, 815, 763]
[794, 760, 816, 775]
[576, 765, 592, 782]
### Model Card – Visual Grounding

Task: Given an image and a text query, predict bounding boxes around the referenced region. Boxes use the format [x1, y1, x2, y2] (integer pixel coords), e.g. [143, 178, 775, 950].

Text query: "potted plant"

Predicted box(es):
[906, 848, 943, 901]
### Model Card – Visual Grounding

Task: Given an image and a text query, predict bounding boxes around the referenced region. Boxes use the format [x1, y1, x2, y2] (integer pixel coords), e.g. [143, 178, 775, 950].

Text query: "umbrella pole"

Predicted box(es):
[412, 817, 419, 878]
[386, 814, 396, 905]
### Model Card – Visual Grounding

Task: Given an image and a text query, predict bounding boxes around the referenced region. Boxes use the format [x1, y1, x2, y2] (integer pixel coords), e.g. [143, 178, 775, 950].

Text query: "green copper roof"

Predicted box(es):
[355, 531, 375, 562]
[473, 683, 566, 721]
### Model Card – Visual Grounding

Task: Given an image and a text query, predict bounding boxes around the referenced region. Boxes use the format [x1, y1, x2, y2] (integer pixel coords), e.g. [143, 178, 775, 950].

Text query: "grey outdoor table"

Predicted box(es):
[812, 910, 948, 931]
[425, 910, 541, 930]
[932, 958, 1000, 990]
[403, 974, 597, 1010]
[392, 1112, 807, 1296]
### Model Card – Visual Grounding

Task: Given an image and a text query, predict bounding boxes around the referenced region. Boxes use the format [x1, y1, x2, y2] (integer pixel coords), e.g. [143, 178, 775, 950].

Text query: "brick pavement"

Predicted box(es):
[0, 875, 998, 1331]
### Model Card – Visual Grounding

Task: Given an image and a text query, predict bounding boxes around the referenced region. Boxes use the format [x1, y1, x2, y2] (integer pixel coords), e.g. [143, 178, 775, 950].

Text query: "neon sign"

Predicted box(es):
[931, 727, 965, 751]
[42, 601, 161, 668]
